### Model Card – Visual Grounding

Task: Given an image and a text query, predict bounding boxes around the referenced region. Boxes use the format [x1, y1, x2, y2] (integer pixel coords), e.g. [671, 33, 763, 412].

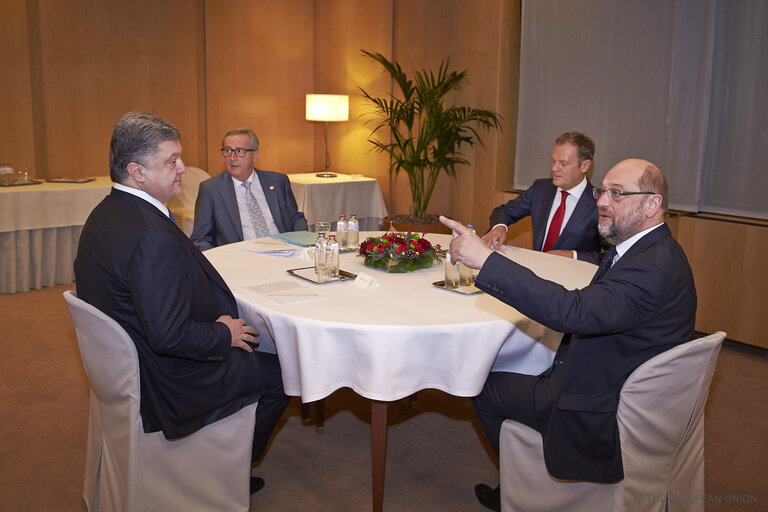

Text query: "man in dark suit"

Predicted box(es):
[441, 158, 697, 511]
[74, 112, 289, 495]
[481, 132, 602, 263]
[191, 128, 307, 251]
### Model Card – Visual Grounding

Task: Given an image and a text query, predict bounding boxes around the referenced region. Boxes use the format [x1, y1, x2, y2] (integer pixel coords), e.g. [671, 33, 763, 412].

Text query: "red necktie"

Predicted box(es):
[543, 190, 568, 252]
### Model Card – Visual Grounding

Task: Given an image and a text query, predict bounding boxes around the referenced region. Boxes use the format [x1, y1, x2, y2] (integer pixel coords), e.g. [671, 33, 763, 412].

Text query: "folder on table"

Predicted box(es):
[270, 231, 318, 247]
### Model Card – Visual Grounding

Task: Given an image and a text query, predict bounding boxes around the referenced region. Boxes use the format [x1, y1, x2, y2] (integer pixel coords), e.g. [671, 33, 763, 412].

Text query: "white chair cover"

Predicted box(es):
[64, 290, 257, 512]
[166, 166, 210, 236]
[499, 331, 726, 512]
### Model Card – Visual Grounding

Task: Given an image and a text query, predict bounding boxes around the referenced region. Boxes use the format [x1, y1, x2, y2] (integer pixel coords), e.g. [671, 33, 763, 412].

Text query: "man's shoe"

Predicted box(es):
[250, 477, 265, 495]
[474, 483, 500, 512]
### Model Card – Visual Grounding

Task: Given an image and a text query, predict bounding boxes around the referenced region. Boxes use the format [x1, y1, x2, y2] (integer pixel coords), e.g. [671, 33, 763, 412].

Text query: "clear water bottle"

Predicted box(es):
[328, 234, 340, 278]
[459, 222, 477, 286]
[348, 214, 360, 249]
[314, 232, 330, 282]
[336, 214, 348, 248]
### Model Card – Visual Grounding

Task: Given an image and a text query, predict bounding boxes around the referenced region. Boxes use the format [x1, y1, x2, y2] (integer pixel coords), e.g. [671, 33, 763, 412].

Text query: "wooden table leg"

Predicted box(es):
[371, 401, 388, 512]
[315, 397, 325, 433]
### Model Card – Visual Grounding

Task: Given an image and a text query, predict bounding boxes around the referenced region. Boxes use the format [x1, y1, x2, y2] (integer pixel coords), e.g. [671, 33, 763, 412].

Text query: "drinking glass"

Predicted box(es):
[313, 221, 331, 234]
[444, 254, 460, 289]
[16, 168, 31, 183]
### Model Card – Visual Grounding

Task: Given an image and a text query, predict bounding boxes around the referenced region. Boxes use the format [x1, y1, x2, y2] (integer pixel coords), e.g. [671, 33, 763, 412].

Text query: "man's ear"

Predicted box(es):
[126, 162, 144, 183]
[645, 194, 662, 218]
[579, 159, 592, 174]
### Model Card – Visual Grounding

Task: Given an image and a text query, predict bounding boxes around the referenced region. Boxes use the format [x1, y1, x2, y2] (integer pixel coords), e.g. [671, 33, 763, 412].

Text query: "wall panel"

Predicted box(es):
[312, 0, 394, 201]
[36, 0, 204, 178]
[204, 0, 314, 176]
[676, 215, 768, 348]
[0, 0, 36, 174]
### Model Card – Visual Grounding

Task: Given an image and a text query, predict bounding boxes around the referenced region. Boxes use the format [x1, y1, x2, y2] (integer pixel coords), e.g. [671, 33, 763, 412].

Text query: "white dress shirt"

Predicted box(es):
[611, 222, 665, 266]
[113, 183, 172, 219]
[232, 169, 279, 239]
[539, 177, 589, 259]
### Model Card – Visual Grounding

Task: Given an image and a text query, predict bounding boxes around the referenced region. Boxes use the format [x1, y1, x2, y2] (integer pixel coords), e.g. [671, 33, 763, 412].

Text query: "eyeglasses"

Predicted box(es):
[592, 187, 656, 202]
[220, 147, 256, 157]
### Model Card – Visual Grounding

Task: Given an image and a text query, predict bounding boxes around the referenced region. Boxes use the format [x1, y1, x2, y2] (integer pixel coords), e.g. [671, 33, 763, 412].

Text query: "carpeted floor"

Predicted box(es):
[0, 283, 765, 511]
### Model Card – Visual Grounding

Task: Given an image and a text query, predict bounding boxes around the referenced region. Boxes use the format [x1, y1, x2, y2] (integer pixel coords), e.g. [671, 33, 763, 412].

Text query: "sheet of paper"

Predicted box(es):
[244, 281, 325, 305]
[237, 240, 299, 258]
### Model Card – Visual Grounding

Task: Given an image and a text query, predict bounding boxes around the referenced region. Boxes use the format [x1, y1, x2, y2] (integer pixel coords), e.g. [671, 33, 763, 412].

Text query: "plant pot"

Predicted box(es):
[382, 216, 452, 235]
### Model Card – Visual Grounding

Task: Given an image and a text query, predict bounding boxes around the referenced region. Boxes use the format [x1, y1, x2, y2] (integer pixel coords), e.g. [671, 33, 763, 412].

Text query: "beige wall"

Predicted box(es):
[0, 0, 36, 173]
[1, 0, 510, 207]
[2, 0, 764, 347]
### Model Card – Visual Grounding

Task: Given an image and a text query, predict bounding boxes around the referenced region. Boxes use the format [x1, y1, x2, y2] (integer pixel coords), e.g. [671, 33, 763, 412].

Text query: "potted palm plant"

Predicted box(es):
[359, 49, 502, 232]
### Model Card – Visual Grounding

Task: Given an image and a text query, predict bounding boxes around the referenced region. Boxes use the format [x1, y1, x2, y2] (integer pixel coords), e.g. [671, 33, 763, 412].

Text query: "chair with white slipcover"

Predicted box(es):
[63, 290, 257, 512]
[499, 331, 726, 512]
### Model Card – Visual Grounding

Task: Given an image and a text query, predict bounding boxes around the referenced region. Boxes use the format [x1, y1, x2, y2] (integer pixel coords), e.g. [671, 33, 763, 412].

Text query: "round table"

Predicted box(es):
[205, 232, 596, 511]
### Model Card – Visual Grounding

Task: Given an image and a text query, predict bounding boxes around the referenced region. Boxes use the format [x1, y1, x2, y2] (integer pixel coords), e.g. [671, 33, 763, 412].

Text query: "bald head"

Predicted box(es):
[596, 159, 667, 245]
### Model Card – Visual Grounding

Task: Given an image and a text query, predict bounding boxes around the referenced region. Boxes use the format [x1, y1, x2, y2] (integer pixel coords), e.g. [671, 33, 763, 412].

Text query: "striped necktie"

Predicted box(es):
[242, 181, 270, 238]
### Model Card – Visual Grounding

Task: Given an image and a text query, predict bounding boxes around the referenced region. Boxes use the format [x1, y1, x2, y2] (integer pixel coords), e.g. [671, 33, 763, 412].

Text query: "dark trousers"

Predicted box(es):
[248, 352, 290, 462]
[472, 366, 561, 457]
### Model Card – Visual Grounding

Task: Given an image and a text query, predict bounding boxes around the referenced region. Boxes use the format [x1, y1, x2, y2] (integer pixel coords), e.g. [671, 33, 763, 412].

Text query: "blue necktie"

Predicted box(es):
[168, 211, 177, 226]
[592, 247, 617, 283]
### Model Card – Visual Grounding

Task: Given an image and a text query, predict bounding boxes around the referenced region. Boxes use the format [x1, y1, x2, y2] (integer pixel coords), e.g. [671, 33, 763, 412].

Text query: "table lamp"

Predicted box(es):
[306, 94, 349, 178]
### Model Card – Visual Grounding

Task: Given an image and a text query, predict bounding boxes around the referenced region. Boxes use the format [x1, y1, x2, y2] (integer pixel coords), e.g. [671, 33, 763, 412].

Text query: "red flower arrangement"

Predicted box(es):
[358, 232, 441, 273]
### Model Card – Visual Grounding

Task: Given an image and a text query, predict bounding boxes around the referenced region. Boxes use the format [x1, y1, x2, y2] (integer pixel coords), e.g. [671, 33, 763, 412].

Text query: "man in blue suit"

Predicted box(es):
[442, 158, 696, 510]
[75, 113, 289, 496]
[482, 132, 602, 263]
[191, 129, 307, 251]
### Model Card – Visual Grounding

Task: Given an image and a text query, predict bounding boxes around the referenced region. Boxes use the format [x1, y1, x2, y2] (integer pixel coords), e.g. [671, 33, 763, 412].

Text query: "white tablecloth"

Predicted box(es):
[288, 173, 389, 231]
[0, 177, 112, 293]
[205, 233, 596, 402]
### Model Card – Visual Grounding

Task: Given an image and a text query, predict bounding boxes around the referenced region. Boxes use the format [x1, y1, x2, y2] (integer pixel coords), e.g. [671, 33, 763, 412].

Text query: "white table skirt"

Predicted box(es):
[205, 233, 596, 402]
[0, 177, 112, 293]
[288, 173, 389, 231]
[0, 226, 81, 293]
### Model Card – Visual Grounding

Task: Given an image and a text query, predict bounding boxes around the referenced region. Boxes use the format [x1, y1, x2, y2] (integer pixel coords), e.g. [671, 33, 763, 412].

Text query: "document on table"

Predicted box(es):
[244, 280, 326, 305]
[238, 240, 299, 258]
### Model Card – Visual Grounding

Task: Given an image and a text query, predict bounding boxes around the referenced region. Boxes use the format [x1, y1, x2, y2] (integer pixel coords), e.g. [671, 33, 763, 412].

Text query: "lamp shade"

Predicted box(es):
[306, 94, 349, 122]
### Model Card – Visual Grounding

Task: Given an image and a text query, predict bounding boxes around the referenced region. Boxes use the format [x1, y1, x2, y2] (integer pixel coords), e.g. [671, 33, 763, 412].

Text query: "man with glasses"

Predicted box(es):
[191, 129, 307, 251]
[481, 132, 602, 263]
[441, 158, 696, 511]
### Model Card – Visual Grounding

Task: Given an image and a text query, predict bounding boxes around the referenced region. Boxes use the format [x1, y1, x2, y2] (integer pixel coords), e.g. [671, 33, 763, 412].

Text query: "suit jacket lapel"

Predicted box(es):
[218, 172, 244, 240]
[533, 181, 558, 251]
[615, 223, 671, 266]
[559, 183, 593, 241]
[255, 169, 286, 232]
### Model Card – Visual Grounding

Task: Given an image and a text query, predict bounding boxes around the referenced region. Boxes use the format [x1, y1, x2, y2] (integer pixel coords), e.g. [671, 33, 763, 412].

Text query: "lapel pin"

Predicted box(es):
[269, 186, 275, 190]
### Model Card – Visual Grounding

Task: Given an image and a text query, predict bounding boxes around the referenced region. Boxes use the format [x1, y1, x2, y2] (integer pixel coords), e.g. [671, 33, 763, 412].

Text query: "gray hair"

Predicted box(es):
[638, 163, 668, 213]
[222, 129, 259, 151]
[109, 112, 180, 183]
